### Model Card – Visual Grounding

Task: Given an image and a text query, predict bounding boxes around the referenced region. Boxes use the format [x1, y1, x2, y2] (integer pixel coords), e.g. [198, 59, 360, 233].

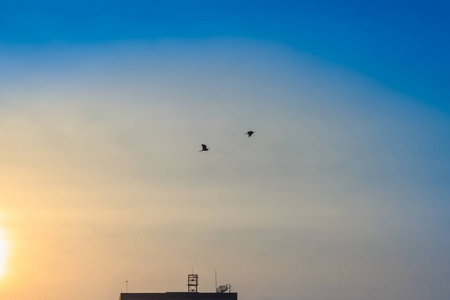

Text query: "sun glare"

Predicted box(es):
[0, 228, 9, 279]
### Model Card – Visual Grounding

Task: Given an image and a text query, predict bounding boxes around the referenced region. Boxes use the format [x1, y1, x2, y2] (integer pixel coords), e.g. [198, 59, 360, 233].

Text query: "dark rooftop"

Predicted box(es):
[120, 293, 237, 300]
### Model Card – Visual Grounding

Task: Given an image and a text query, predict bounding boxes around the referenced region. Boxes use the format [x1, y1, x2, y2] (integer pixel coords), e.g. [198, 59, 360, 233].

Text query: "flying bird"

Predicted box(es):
[246, 131, 254, 137]
[199, 144, 209, 152]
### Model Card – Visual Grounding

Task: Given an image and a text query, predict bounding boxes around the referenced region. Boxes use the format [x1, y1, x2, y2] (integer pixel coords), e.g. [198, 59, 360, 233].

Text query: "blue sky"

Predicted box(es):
[1, 2, 450, 300]
[1, 0, 450, 107]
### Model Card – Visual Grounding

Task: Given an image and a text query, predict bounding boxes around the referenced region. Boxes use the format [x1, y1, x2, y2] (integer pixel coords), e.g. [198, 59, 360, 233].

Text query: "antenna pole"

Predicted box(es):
[188, 273, 199, 293]
[126, 281, 128, 293]
[215, 269, 217, 290]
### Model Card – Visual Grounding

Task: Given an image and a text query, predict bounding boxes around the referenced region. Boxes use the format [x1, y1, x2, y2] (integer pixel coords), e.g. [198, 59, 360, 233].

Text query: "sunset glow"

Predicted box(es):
[1, 2, 449, 300]
[0, 228, 9, 279]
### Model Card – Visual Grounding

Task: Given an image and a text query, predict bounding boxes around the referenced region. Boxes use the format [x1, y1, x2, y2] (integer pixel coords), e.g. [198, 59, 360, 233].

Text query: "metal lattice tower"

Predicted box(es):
[187, 274, 199, 292]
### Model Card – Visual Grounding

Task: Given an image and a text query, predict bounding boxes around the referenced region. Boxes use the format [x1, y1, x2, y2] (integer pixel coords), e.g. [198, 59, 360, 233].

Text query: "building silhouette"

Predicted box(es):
[120, 292, 237, 300]
[120, 274, 237, 300]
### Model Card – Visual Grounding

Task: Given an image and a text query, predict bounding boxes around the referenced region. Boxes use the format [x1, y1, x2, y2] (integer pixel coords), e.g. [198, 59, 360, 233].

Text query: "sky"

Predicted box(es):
[0, 1, 449, 300]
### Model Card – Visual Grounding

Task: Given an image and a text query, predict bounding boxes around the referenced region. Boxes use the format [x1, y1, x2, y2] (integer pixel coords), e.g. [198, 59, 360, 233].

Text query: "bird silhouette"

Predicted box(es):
[199, 144, 209, 152]
[246, 131, 254, 137]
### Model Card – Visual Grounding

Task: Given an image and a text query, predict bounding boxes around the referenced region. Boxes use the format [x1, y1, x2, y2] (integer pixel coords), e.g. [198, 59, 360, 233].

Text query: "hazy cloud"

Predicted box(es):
[0, 39, 449, 300]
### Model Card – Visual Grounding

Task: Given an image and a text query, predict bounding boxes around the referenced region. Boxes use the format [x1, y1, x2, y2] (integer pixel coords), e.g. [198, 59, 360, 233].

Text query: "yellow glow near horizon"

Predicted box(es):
[0, 228, 9, 279]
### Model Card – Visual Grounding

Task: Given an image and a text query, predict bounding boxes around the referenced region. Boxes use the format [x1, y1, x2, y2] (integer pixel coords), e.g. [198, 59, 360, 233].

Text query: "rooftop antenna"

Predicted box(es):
[215, 268, 217, 290]
[126, 281, 128, 293]
[188, 273, 199, 293]
[216, 285, 228, 293]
